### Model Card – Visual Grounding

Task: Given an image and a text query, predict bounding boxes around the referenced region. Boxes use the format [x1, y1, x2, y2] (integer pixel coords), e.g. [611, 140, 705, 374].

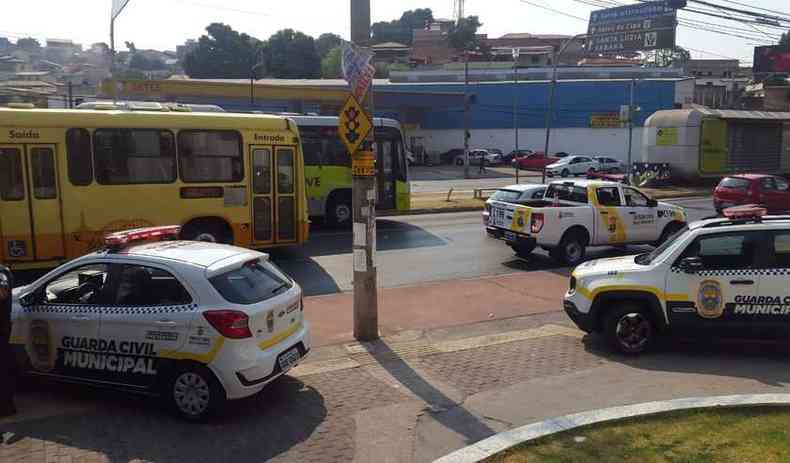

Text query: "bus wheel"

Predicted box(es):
[327, 194, 352, 227]
[181, 219, 232, 244]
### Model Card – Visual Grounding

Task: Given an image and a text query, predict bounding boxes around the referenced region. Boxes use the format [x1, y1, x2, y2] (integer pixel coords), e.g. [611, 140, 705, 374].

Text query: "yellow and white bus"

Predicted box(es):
[0, 107, 309, 270]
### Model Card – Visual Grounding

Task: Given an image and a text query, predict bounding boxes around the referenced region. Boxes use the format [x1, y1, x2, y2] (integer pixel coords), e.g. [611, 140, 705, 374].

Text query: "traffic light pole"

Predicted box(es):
[350, 0, 378, 342]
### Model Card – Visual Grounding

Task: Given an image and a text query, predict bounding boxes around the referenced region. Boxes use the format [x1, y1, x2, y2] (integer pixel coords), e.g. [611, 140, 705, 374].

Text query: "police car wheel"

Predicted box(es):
[604, 305, 655, 355]
[168, 365, 226, 421]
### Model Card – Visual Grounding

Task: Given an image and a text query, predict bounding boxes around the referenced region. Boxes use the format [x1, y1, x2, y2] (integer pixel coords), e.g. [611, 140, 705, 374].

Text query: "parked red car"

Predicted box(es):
[512, 152, 559, 171]
[714, 174, 790, 214]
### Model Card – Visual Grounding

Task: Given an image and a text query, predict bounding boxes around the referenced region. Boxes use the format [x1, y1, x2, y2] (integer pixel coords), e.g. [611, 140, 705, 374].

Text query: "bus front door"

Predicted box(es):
[0, 144, 64, 263]
[250, 146, 297, 246]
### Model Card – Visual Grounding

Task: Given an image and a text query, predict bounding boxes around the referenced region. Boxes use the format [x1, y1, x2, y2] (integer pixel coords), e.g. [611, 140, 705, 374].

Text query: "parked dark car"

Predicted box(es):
[714, 174, 790, 214]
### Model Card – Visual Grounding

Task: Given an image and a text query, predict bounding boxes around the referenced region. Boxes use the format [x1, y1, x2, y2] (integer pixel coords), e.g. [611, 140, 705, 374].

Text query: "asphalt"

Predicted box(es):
[272, 196, 716, 297]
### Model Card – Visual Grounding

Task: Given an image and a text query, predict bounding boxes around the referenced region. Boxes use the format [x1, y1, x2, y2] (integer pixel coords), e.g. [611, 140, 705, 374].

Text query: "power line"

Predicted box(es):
[688, 0, 790, 23]
[718, 0, 790, 19]
[518, 0, 589, 22]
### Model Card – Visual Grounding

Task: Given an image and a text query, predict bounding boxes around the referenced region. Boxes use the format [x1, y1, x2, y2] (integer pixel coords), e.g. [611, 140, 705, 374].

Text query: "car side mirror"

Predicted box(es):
[679, 257, 703, 274]
[647, 199, 658, 208]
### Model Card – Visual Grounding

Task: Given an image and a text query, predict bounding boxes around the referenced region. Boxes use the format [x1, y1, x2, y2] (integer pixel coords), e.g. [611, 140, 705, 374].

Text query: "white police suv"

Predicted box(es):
[9, 226, 310, 420]
[564, 206, 790, 354]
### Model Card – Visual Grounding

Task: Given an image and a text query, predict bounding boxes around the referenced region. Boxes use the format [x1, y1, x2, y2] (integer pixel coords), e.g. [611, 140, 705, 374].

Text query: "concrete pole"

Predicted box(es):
[627, 78, 636, 182]
[513, 49, 519, 184]
[464, 53, 470, 179]
[350, 0, 378, 342]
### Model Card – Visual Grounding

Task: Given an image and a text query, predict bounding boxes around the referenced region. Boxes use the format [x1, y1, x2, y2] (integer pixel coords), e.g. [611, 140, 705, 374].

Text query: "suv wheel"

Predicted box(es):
[603, 304, 655, 355]
[167, 365, 226, 421]
[561, 168, 570, 178]
[455, 157, 465, 166]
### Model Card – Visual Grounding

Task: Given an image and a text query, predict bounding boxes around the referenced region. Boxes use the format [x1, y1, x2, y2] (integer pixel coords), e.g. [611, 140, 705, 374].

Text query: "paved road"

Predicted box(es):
[273, 196, 716, 297]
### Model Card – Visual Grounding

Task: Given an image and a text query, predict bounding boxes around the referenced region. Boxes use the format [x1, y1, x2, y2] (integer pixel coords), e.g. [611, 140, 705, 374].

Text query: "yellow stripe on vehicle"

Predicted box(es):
[258, 321, 302, 351]
[160, 338, 226, 364]
[576, 284, 690, 304]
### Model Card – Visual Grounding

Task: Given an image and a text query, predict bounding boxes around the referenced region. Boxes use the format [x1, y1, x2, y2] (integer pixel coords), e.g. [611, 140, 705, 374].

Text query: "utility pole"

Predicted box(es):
[626, 78, 636, 182]
[513, 48, 520, 184]
[350, 0, 378, 342]
[542, 33, 585, 184]
[463, 52, 471, 179]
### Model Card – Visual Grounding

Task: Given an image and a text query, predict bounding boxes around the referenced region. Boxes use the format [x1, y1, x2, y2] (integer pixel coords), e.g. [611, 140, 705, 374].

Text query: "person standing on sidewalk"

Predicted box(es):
[0, 265, 16, 417]
[479, 153, 487, 174]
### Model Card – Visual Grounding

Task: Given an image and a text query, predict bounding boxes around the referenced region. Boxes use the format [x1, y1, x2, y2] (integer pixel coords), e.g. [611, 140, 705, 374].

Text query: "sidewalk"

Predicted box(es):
[4, 275, 789, 463]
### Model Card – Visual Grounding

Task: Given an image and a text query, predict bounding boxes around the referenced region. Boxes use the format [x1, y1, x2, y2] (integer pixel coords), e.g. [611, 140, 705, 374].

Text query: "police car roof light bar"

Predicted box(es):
[722, 205, 767, 220]
[105, 225, 182, 251]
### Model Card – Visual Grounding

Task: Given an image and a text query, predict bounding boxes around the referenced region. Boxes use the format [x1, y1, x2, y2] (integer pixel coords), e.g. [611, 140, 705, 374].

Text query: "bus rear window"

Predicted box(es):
[209, 260, 293, 304]
[545, 184, 589, 203]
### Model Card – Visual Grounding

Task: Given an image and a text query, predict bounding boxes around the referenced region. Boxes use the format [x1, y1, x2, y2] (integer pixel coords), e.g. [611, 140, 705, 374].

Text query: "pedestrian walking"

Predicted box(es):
[479, 154, 487, 174]
[0, 265, 16, 417]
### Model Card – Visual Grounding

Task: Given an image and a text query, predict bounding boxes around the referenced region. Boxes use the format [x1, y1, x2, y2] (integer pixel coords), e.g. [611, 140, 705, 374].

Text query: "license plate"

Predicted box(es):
[490, 207, 507, 228]
[504, 231, 516, 242]
[278, 347, 300, 372]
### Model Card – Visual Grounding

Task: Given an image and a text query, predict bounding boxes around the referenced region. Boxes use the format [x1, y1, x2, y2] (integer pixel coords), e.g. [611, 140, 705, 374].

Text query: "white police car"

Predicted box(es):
[564, 206, 790, 354]
[9, 226, 310, 420]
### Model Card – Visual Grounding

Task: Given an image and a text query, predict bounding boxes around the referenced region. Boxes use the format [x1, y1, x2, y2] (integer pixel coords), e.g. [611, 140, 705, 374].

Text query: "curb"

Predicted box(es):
[433, 393, 790, 463]
[380, 206, 484, 217]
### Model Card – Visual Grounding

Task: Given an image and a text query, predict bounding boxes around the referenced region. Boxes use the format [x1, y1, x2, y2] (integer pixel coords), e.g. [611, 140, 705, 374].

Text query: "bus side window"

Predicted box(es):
[66, 128, 93, 186]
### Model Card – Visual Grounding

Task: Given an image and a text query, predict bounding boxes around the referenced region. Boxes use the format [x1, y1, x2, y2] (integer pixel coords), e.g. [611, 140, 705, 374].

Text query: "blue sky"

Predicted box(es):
[1, 0, 786, 63]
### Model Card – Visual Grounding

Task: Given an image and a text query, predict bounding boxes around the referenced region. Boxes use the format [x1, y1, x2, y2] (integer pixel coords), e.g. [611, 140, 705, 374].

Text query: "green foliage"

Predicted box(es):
[124, 41, 136, 53]
[16, 37, 40, 50]
[265, 29, 321, 79]
[781, 31, 790, 47]
[448, 16, 483, 51]
[321, 46, 342, 78]
[183, 23, 262, 79]
[316, 33, 343, 58]
[129, 53, 166, 71]
[372, 8, 434, 45]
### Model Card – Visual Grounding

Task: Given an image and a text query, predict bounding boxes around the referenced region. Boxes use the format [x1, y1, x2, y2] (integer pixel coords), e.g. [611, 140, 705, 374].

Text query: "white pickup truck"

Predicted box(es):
[487, 180, 687, 265]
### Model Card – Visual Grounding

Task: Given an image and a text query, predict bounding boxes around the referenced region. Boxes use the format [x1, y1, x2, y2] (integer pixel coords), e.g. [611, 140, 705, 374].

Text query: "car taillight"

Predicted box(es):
[531, 213, 545, 234]
[203, 310, 252, 339]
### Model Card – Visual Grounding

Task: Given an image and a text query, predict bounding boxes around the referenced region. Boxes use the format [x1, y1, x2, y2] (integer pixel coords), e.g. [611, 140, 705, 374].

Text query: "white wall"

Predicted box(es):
[410, 128, 645, 162]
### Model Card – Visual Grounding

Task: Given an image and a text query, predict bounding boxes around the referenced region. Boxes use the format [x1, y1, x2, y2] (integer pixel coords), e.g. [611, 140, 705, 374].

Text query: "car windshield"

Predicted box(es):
[719, 177, 751, 190]
[209, 259, 293, 304]
[635, 225, 690, 265]
[490, 189, 523, 202]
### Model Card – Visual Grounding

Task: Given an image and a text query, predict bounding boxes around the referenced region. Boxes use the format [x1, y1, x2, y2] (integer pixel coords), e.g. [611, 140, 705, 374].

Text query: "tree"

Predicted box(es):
[184, 23, 262, 78]
[781, 31, 790, 47]
[16, 37, 40, 50]
[321, 46, 342, 78]
[129, 53, 166, 71]
[125, 41, 137, 53]
[265, 29, 321, 79]
[371, 8, 433, 45]
[316, 33, 343, 58]
[448, 16, 483, 51]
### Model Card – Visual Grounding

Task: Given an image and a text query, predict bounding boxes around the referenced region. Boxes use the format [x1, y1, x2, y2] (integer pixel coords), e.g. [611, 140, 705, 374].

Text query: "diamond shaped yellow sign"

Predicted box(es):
[338, 95, 372, 155]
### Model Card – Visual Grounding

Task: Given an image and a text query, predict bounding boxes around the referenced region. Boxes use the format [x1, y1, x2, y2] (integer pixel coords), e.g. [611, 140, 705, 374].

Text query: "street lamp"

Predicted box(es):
[542, 33, 586, 183]
[513, 47, 520, 184]
[250, 51, 266, 108]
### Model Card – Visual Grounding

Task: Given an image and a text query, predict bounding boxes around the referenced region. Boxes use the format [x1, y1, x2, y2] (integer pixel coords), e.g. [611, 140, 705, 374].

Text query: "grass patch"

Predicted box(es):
[488, 407, 790, 463]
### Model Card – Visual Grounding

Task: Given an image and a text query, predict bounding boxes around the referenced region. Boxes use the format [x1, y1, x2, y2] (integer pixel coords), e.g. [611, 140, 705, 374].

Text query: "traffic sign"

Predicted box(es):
[338, 95, 372, 155]
[587, 1, 680, 54]
[352, 151, 376, 177]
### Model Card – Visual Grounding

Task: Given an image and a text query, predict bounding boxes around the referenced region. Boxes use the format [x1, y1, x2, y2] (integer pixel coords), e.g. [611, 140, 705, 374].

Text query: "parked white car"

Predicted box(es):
[454, 149, 501, 166]
[594, 157, 625, 173]
[545, 156, 598, 177]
